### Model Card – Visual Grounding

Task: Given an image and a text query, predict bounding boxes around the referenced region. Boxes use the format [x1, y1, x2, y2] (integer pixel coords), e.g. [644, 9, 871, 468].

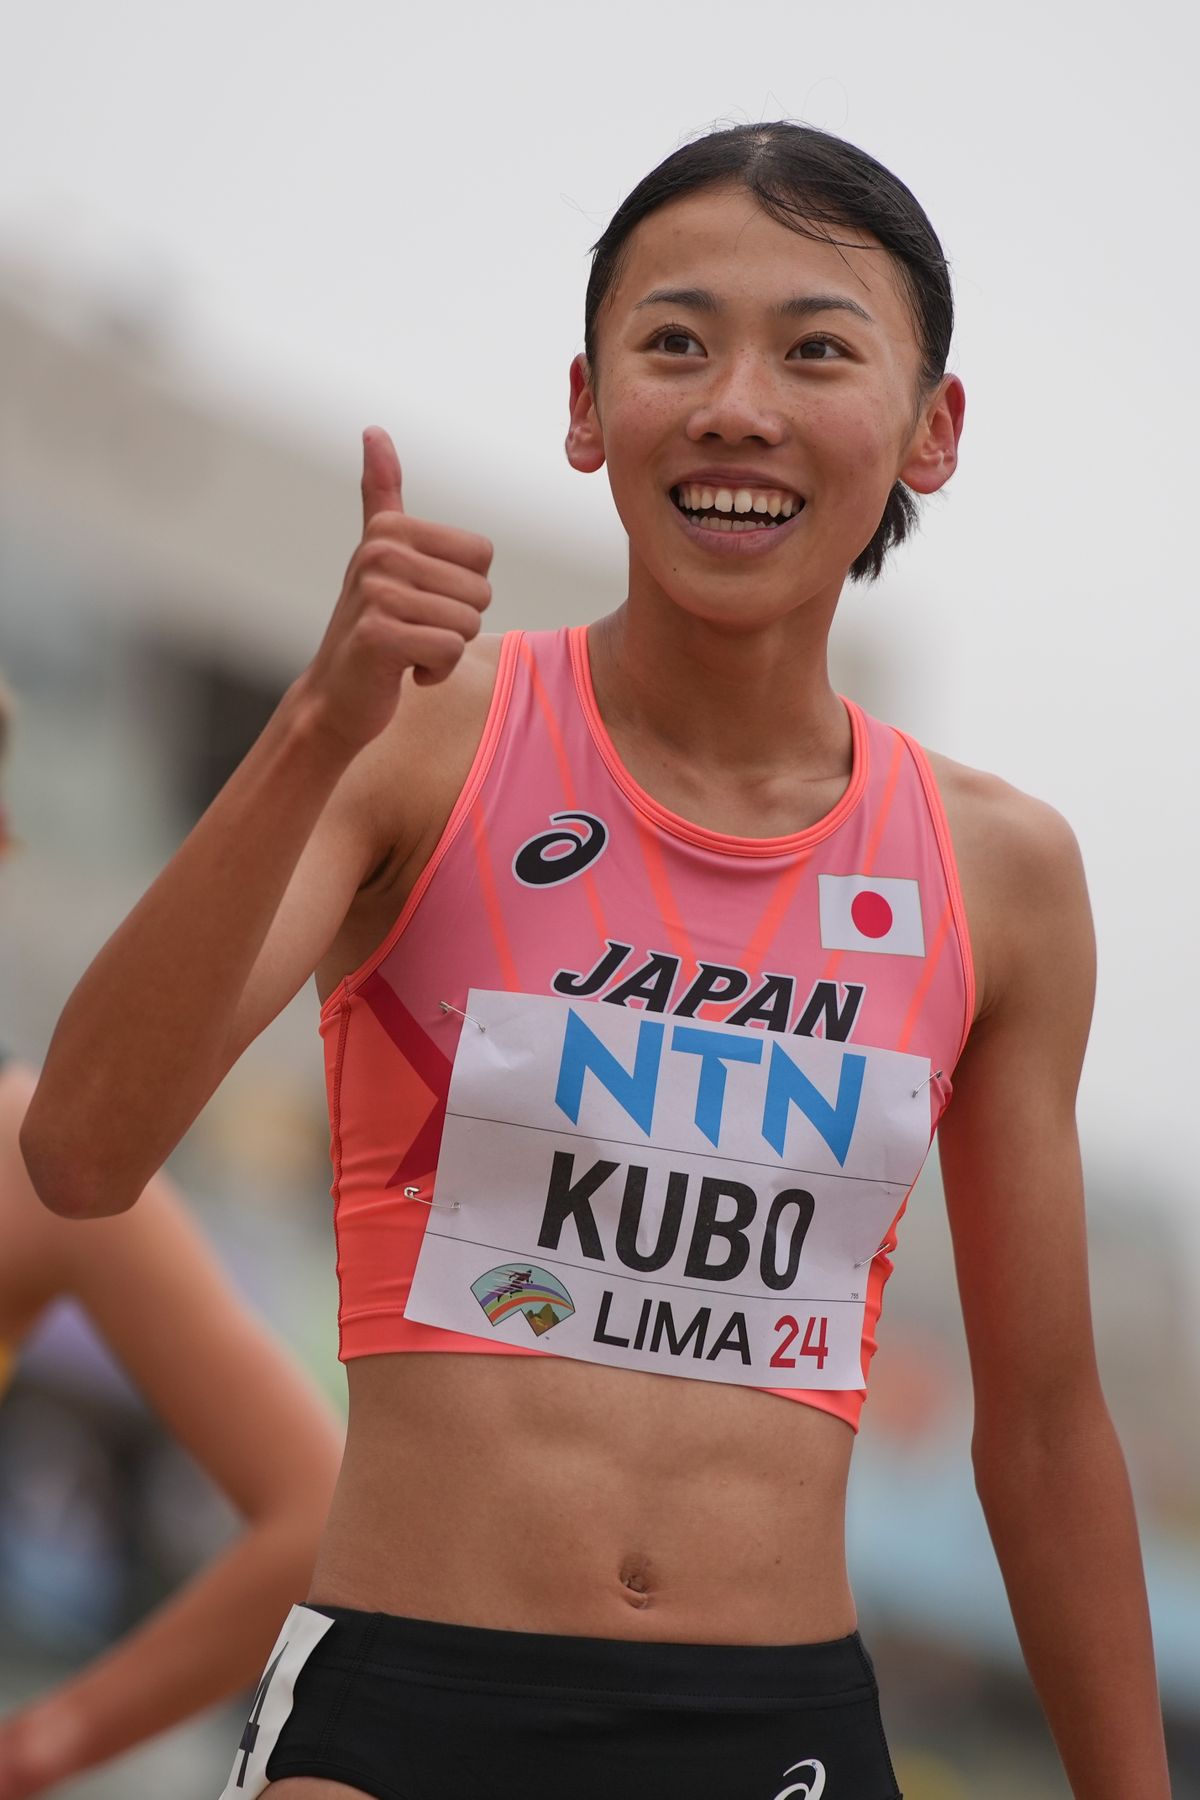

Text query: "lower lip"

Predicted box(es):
[670, 502, 806, 557]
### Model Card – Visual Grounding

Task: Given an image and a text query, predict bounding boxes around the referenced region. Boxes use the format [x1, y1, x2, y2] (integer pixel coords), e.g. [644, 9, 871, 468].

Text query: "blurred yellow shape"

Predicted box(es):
[890, 1747, 969, 1800]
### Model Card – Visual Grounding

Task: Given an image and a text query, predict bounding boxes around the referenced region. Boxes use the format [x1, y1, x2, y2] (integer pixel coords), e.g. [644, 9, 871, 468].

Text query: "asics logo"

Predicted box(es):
[513, 812, 608, 887]
[772, 1760, 826, 1800]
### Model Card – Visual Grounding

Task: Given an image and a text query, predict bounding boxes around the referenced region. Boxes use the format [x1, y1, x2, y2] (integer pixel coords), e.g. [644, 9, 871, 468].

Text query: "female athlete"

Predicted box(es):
[0, 691, 343, 1796]
[21, 123, 1169, 1798]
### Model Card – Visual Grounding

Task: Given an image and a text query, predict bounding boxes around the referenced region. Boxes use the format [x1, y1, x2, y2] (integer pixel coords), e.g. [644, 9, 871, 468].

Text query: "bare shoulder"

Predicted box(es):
[339, 632, 503, 854]
[922, 748, 1092, 1021]
[924, 747, 1084, 890]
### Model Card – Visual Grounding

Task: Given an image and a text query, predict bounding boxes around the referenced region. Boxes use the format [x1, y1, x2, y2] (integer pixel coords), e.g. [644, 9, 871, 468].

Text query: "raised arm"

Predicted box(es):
[20, 430, 492, 1217]
[937, 773, 1169, 1798]
[0, 1062, 343, 1799]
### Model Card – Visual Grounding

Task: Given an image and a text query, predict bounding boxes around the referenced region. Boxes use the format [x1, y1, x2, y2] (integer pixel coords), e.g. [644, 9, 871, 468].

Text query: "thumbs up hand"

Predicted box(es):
[303, 427, 493, 754]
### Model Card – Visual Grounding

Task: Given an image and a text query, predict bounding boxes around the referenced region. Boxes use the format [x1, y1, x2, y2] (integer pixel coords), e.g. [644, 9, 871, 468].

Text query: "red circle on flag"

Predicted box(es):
[851, 889, 894, 939]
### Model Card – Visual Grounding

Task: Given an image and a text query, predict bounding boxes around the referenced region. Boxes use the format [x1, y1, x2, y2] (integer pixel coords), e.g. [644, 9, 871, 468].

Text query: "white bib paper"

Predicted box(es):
[405, 990, 932, 1389]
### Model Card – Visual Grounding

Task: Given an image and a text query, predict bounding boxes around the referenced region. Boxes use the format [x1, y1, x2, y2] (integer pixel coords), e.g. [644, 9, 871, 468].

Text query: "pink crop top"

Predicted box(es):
[319, 626, 974, 1430]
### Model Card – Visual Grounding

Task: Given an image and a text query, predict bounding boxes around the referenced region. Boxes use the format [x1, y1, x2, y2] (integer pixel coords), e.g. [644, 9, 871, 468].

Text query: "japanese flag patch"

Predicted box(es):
[818, 874, 925, 957]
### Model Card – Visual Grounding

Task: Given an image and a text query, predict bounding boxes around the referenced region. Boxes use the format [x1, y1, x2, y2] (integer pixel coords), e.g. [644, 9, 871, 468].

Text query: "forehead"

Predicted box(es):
[607, 184, 915, 338]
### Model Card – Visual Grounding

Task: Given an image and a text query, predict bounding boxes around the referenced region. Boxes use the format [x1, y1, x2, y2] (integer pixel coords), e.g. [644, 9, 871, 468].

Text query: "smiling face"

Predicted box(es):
[567, 184, 963, 633]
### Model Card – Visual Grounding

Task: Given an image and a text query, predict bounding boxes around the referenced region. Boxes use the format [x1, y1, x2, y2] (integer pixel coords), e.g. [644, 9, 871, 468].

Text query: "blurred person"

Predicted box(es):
[0, 687, 343, 1796]
[21, 123, 1168, 1799]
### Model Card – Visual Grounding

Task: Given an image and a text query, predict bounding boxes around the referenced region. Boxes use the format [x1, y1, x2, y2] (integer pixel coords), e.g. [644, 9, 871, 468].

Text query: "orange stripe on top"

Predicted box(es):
[469, 797, 521, 992]
[896, 897, 952, 1054]
[634, 813, 696, 986]
[519, 636, 609, 947]
[700, 850, 814, 1025]
[740, 851, 812, 978]
[820, 728, 905, 984]
[896, 730, 977, 1060]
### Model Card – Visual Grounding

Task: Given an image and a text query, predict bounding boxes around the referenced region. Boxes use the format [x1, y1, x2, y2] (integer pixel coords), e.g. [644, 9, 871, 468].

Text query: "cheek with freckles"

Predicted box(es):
[804, 375, 903, 474]
[595, 391, 679, 535]
[802, 389, 911, 535]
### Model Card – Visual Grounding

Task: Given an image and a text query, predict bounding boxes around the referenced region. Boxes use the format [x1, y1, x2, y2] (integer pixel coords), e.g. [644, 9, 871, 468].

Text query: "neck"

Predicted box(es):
[589, 571, 849, 783]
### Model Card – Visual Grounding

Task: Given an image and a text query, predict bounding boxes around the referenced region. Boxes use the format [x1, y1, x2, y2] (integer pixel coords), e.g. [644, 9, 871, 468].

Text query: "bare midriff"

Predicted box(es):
[308, 1353, 856, 1645]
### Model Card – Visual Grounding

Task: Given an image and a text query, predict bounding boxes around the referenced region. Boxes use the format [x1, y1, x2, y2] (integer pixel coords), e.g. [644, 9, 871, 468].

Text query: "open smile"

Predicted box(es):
[668, 479, 806, 551]
[670, 480, 804, 533]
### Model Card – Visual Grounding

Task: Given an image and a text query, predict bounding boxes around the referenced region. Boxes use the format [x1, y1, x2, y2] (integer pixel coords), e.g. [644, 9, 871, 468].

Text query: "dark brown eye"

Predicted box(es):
[651, 328, 702, 356]
[794, 337, 844, 361]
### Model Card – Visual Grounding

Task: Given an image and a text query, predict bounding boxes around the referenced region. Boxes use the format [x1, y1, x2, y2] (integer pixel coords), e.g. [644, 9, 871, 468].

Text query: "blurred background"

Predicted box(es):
[0, 1, 1197, 1793]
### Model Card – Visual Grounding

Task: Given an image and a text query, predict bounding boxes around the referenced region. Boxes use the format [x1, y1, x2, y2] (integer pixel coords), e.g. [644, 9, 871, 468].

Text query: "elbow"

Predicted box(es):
[969, 1427, 1050, 1538]
[970, 1429, 1017, 1514]
[19, 1099, 139, 1219]
[241, 1438, 342, 1542]
[239, 1496, 336, 1598]
[970, 1377, 1114, 1510]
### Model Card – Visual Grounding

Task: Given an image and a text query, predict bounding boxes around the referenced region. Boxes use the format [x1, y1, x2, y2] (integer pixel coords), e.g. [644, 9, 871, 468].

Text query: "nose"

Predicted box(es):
[685, 351, 787, 448]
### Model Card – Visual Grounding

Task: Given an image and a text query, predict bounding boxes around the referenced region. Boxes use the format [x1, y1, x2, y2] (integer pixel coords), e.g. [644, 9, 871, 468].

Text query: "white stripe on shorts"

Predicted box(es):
[218, 1604, 335, 1799]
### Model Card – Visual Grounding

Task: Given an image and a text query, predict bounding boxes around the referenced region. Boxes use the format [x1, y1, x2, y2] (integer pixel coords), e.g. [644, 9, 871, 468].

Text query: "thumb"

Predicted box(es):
[361, 426, 404, 528]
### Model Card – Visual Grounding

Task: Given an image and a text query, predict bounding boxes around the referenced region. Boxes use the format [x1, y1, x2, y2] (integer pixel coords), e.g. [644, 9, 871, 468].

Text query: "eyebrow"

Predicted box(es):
[634, 286, 875, 325]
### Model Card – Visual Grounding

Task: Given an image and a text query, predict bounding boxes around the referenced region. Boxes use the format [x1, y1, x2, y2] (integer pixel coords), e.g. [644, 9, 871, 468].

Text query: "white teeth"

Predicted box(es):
[675, 481, 802, 530]
[693, 514, 775, 534]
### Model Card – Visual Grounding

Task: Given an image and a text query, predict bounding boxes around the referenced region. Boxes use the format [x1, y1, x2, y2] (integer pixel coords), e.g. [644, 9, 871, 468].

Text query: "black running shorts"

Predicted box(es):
[220, 1602, 902, 1800]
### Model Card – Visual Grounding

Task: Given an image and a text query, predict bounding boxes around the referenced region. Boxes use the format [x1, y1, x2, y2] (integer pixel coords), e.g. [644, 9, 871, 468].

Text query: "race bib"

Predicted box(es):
[405, 990, 932, 1389]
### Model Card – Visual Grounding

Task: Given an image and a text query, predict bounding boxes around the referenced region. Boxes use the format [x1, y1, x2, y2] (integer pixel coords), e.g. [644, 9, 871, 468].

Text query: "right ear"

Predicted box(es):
[565, 354, 605, 473]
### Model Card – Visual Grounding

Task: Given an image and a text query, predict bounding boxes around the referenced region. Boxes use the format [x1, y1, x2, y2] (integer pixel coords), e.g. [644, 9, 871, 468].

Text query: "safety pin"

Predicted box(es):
[403, 1185, 460, 1212]
[439, 1000, 485, 1032]
[853, 1241, 890, 1269]
[912, 1068, 944, 1099]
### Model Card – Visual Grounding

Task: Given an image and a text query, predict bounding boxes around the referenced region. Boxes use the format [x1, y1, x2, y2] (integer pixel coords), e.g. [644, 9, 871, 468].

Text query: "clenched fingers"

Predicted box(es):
[361, 510, 493, 581]
[355, 578, 483, 647]
[352, 535, 491, 611]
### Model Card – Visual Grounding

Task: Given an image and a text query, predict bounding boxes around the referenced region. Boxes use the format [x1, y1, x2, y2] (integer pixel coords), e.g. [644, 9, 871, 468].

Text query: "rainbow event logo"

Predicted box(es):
[471, 1264, 575, 1337]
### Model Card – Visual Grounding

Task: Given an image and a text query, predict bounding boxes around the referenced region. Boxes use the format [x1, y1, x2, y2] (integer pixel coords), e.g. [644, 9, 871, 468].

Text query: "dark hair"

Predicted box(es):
[585, 122, 953, 581]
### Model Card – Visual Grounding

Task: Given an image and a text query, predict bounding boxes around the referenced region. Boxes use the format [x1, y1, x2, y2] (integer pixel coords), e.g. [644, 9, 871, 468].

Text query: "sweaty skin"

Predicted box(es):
[23, 187, 1169, 1799]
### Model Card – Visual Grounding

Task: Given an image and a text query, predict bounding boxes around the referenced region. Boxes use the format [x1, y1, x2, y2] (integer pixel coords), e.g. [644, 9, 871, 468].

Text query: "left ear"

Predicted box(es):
[565, 353, 606, 474]
[898, 374, 965, 496]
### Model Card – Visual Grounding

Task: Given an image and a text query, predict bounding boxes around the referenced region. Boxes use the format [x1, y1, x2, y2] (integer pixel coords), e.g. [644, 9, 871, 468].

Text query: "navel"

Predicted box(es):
[618, 1554, 654, 1608]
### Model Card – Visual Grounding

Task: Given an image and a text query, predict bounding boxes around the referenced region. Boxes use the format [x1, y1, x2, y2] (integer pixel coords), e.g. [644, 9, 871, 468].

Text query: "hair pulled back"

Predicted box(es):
[584, 122, 953, 581]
